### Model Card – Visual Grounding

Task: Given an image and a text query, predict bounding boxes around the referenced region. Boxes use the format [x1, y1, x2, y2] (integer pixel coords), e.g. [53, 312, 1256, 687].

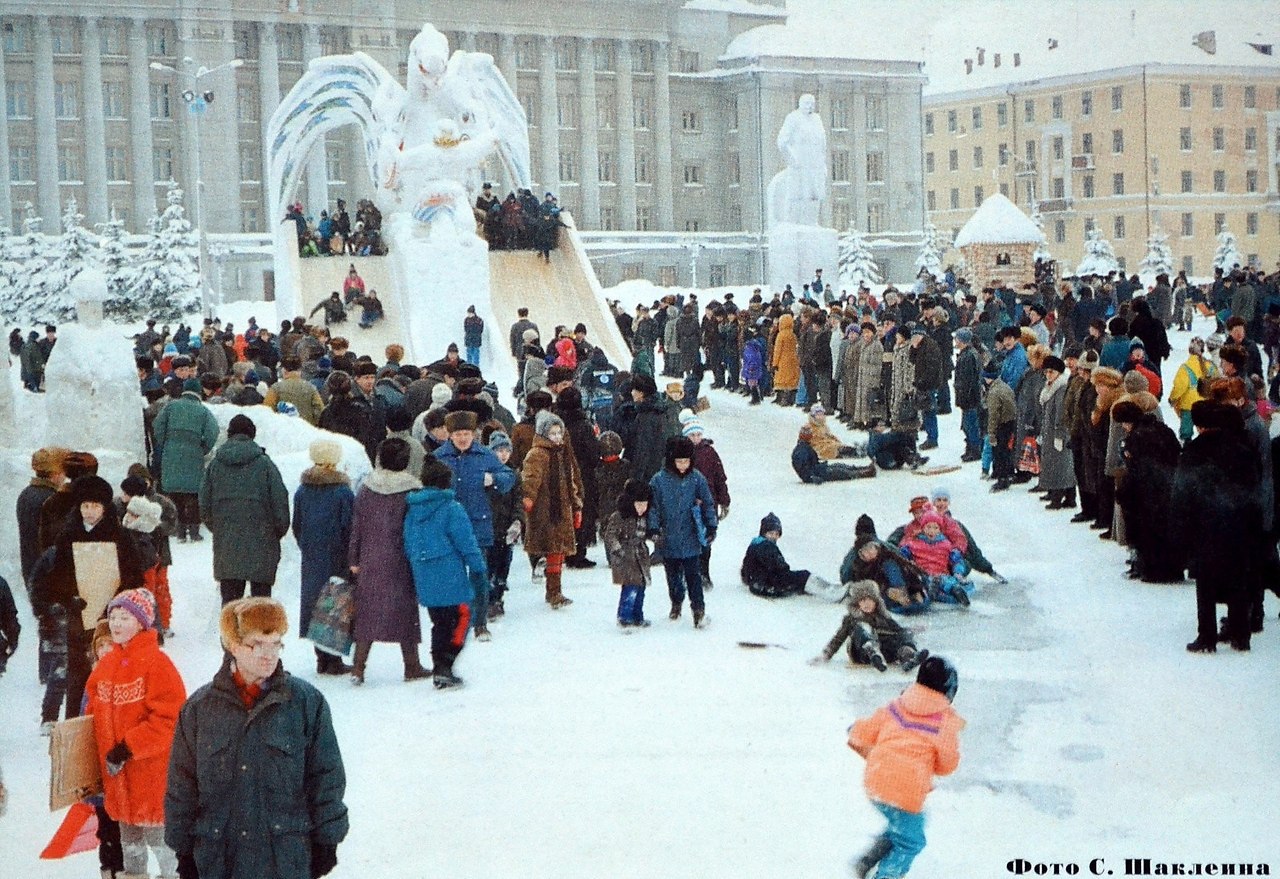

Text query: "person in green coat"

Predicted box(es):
[199, 414, 291, 605]
[153, 378, 219, 542]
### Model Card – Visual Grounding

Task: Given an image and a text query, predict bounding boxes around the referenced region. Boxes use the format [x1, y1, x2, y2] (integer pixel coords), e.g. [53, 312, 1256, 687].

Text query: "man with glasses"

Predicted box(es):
[166, 597, 348, 879]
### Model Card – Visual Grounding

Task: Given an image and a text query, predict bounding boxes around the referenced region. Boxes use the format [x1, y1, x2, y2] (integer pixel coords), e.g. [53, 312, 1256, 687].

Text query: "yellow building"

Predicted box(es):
[922, 33, 1280, 278]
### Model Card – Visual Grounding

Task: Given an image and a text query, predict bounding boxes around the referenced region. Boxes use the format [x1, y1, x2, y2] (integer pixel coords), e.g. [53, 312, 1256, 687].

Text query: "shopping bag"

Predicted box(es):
[40, 801, 100, 859]
[1017, 436, 1041, 475]
[306, 576, 356, 658]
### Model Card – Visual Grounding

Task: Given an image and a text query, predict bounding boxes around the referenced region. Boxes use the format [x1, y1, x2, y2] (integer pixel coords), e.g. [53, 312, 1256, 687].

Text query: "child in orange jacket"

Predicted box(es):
[846, 655, 965, 879]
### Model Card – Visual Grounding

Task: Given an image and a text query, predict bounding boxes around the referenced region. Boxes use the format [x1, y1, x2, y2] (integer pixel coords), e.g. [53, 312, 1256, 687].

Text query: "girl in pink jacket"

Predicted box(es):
[897, 511, 972, 607]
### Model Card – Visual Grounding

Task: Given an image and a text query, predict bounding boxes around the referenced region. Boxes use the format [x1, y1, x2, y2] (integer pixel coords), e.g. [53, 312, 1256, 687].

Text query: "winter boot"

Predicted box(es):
[1186, 636, 1217, 653]
[669, 602, 682, 621]
[545, 569, 573, 608]
[899, 646, 927, 672]
[401, 642, 431, 681]
[749, 386, 762, 405]
[433, 668, 465, 690]
[692, 608, 707, 628]
[949, 582, 972, 607]
[176, 524, 189, 544]
[869, 650, 888, 672]
[350, 641, 372, 685]
[772, 390, 785, 406]
[488, 597, 505, 620]
[530, 555, 545, 581]
[854, 837, 893, 879]
[852, 464, 877, 478]
[188, 523, 204, 542]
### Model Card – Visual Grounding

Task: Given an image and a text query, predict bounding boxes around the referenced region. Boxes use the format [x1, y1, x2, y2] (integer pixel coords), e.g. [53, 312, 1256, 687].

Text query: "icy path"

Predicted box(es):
[2, 313, 1277, 877]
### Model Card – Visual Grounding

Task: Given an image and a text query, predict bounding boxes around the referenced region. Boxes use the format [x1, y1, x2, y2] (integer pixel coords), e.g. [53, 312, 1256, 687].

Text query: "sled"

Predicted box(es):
[306, 576, 356, 658]
[40, 801, 100, 859]
[737, 640, 789, 650]
[910, 464, 962, 476]
[48, 716, 101, 811]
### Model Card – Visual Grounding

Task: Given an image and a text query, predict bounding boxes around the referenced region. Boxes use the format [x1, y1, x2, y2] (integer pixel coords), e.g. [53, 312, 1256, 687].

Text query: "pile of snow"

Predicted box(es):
[207, 405, 372, 491]
[954, 194, 1043, 248]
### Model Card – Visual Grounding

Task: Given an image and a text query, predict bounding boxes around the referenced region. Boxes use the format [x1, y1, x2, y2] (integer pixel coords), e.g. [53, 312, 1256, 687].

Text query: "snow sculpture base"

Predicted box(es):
[44, 323, 145, 463]
[768, 224, 838, 294]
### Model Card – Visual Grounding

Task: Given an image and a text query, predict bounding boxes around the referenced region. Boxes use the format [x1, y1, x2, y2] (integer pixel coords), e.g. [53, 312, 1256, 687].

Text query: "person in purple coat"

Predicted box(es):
[347, 438, 431, 685]
[742, 330, 765, 405]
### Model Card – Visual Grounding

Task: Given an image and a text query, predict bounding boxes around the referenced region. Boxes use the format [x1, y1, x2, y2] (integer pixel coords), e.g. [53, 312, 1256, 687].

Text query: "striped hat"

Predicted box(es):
[107, 588, 157, 631]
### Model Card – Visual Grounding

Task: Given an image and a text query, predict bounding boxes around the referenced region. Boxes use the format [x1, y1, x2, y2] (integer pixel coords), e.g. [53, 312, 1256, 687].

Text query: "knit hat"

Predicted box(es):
[682, 418, 705, 438]
[930, 485, 951, 502]
[309, 439, 343, 466]
[120, 475, 149, 498]
[759, 511, 782, 536]
[535, 410, 564, 438]
[917, 510, 946, 529]
[678, 408, 698, 425]
[599, 430, 624, 457]
[107, 588, 157, 631]
[228, 413, 257, 439]
[123, 495, 163, 533]
[430, 383, 453, 407]
[220, 597, 288, 651]
[954, 327, 973, 344]
[182, 378, 203, 395]
[72, 475, 114, 507]
[809, 402, 826, 416]
[1129, 337, 1146, 351]
[981, 361, 1001, 380]
[1077, 349, 1100, 370]
[917, 654, 959, 701]
[908, 495, 930, 514]
[1042, 355, 1066, 374]
[909, 324, 926, 337]
[444, 410, 478, 433]
[488, 431, 512, 452]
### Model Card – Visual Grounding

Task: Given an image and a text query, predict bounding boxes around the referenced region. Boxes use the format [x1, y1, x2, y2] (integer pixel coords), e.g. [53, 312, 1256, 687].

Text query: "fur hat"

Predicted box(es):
[228, 413, 257, 439]
[1042, 355, 1066, 374]
[120, 475, 149, 498]
[1091, 367, 1124, 388]
[599, 430, 624, 457]
[457, 376, 486, 397]
[72, 475, 114, 507]
[107, 588, 157, 631]
[31, 447, 69, 478]
[1219, 346, 1247, 373]
[1122, 370, 1149, 394]
[556, 386, 584, 410]
[309, 439, 343, 467]
[1191, 400, 1243, 431]
[546, 365, 575, 385]
[487, 431, 512, 452]
[444, 410, 478, 433]
[759, 511, 782, 536]
[431, 383, 453, 407]
[665, 435, 696, 465]
[1188, 337, 1205, 356]
[845, 579, 884, 611]
[1111, 400, 1145, 424]
[1077, 350, 1100, 371]
[535, 410, 564, 438]
[917, 654, 959, 701]
[124, 495, 163, 533]
[665, 381, 685, 397]
[630, 374, 658, 396]
[220, 597, 288, 651]
[619, 478, 654, 515]
[63, 451, 99, 479]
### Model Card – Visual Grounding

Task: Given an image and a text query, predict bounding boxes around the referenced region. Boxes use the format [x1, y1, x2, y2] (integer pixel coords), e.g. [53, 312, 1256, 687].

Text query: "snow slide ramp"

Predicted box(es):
[289, 252, 409, 362]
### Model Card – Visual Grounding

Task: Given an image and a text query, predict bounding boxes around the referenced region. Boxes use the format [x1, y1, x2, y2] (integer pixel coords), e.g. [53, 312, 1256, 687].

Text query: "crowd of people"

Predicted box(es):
[283, 197, 386, 258]
[474, 185, 567, 261]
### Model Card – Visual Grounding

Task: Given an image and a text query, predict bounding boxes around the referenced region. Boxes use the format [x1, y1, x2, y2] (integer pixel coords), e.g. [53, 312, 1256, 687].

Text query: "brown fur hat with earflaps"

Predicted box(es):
[220, 597, 289, 651]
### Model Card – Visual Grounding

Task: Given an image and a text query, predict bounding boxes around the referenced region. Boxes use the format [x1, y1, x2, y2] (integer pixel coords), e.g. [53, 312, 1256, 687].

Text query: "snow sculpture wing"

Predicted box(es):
[266, 52, 404, 221]
[443, 51, 532, 192]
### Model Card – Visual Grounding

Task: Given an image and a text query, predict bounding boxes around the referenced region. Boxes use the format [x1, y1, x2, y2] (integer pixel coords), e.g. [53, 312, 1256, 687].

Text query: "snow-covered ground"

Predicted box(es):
[2, 312, 1277, 877]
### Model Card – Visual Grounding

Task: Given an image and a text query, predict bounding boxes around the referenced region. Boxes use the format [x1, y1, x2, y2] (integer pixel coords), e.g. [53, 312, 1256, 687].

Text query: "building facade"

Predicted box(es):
[923, 62, 1280, 278]
[0, 0, 927, 297]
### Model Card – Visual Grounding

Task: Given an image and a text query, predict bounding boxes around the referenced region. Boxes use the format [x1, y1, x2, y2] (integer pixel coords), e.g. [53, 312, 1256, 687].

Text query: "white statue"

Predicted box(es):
[768, 94, 828, 227]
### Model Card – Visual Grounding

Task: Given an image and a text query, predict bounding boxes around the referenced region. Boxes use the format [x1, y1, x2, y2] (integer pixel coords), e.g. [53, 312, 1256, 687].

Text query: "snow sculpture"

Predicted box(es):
[43, 268, 145, 462]
[766, 94, 837, 292]
[266, 23, 530, 380]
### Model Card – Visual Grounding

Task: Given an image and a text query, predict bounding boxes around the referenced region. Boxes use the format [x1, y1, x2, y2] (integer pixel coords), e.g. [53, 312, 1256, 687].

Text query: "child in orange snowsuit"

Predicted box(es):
[846, 655, 965, 879]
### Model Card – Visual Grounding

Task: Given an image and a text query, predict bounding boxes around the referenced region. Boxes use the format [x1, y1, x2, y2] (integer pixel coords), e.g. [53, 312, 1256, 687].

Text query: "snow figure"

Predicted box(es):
[915, 223, 945, 281]
[1213, 229, 1244, 273]
[1139, 227, 1173, 277]
[766, 94, 838, 292]
[266, 22, 530, 382]
[126, 183, 201, 322]
[43, 267, 145, 462]
[1075, 225, 1119, 277]
[838, 226, 883, 289]
[44, 198, 99, 323]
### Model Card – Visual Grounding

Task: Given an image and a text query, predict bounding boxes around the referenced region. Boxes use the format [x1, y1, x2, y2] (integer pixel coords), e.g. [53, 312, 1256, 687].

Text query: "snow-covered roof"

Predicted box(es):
[720, 12, 924, 64]
[954, 194, 1043, 248]
[683, 0, 785, 18]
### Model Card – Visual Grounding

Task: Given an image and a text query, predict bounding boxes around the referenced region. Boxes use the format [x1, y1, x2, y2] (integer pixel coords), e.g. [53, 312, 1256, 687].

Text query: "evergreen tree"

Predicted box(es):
[0, 225, 21, 322]
[1139, 226, 1173, 276]
[3, 203, 55, 324]
[914, 222, 944, 280]
[1075, 224, 1119, 277]
[838, 225, 882, 289]
[41, 197, 99, 322]
[1212, 229, 1244, 273]
[127, 182, 201, 321]
[99, 216, 136, 320]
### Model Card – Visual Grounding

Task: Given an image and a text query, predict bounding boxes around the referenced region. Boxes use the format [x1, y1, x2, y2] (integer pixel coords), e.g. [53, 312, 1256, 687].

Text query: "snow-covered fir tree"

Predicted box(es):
[914, 223, 944, 280]
[838, 225, 882, 289]
[1075, 224, 1119, 277]
[1212, 229, 1244, 273]
[2, 203, 56, 324]
[0, 225, 21, 321]
[127, 182, 201, 321]
[1031, 208, 1052, 262]
[99, 216, 136, 320]
[40, 197, 99, 322]
[1139, 227, 1173, 277]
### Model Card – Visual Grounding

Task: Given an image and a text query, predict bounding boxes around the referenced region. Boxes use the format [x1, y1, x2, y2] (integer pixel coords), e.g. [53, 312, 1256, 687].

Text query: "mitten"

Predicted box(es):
[505, 520, 522, 545]
[522, 497, 534, 514]
[310, 842, 338, 879]
[704, 527, 717, 544]
[105, 741, 132, 776]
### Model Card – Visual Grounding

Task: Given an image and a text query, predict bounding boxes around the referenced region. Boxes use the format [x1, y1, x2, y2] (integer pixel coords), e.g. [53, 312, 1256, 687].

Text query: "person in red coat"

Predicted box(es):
[681, 415, 730, 589]
[85, 587, 186, 878]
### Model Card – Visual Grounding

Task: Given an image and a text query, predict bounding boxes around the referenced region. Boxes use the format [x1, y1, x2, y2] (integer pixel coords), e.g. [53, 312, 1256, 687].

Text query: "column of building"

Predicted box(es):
[615, 38, 636, 231]
[80, 16, 108, 228]
[33, 16, 59, 228]
[577, 37, 599, 228]
[127, 17, 156, 232]
[652, 41, 674, 230]
[302, 22, 328, 213]
[537, 36, 560, 194]
[257, 21, 281, 225]
[0, 27, 12, 229]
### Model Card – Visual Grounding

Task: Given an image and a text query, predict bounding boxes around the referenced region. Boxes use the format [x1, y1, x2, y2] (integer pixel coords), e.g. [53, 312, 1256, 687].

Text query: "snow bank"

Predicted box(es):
[207, 405, 372, 491]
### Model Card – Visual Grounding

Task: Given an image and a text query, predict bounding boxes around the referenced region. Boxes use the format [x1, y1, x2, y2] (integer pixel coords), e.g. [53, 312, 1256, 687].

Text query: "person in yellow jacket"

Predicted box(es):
[770, 313, 801, 405]
[847, 654, 964, 879]
[1168, 337, 1218, 442]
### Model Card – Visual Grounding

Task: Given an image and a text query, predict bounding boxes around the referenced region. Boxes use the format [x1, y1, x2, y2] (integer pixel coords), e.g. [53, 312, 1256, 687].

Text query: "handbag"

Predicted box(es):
[306, 576, 356, 657]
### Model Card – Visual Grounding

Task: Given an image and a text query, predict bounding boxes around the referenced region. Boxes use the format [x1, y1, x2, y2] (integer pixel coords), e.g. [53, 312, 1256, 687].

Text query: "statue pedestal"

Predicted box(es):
[768, 223, 838, 294]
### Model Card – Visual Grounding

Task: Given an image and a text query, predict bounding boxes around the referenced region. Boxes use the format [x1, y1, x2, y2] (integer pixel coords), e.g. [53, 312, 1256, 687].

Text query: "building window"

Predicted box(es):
[680, 110, 699, 132]
[997, 102, 1008, 127]
[1082, 175, 1095, 198]
[150, 82, 171, 119]
[1081, 90, 1092, 117]
[1051, 177, 1064, 198]
[949, 188, 959, 209]
[866, 151, 885, 183]
[1052, 137, 1063, 161]
[947, 110, 957, 133]
[1000, 182, 1009, 197]
[239, 201, 260, 233]
[57, 144, 81, 182]
[102, 81, 127, 118]
[239, 143, 259, 181]
[519, 92, 536, 126]
[2, 19, 31, 52]
[147, 24, 172, 57]
[1025, 140, 1036, 164]
[554, 38, 578, 70]
[1244, 85, 1256, 109]
[599, 206, 614, 231]
[237, 84, 259, 122]
[971, 106, 982, 130]
[832, 150, 850, 182]
[325, 143, 343, 181]
[1114, 216, 1125, 239]
[1054, 219, 1066, 243]
[557, 95, 579, 129]
[830, 99, 848, 130]
[50, 21, 78, 54]
[6, 80, 30, 117]
[684, 219, 700, 232]
[278, 26, 303, 61]
[682, 164, 701, 185]
[1245, 127, 1257, 151]
[559, 152, 578, 182]
[1081, 132, 1093, 155]
[598, 151, 615, 183]
[1112, 173, 1124, 195]
[153, 146, 173, 181]
[9, 144, 33, 181]
[677, 49, 699, 73]
[1214, 212, 1226, 234]
[1246, 169, 1258, 193]
[709, 264, 727, 286]
[925, 152, 935, 173]
[635, 150, 650, 183]
[1180, 127, 1192, 151]
[636, 206, 651, 231]
[1212, 127, 1224, 151]
[1181, 171, 1193, 193]
[1179, 84, 1192, 108]
[926, 190, 936, 211]
[924, 112, 933, 135]
[632, 41, 654, 73]
[866, 97, 886, 130]
[658, 264, 677, 286]
[728, 95, 739, 131]
[973, 146, 984, 168]
[106, 146, 128, 181]
[54, 81, 79, 119]
[1023, 99, 1034, 123]
[974, 185, 984, 206]
[867, 202, 884, 234]
[596, 94, 615, 129]
[728, 204, 742, 230]
[594, 41, 615, 71]
[1247, 212, 1259, 235]
[948, 149, 958, 172]
[633, 96, 650, 129]
[1211, 84, 1224, 109]
[622, 263, 643, 281]
[1051, 95, 1063, 119]
[1213, 169, 1226, 192]
[998, 143, 1009, 166]
[99, 22, 125, 55]
[1111, 86, 1123, 111]
[514, 38, 536, 69]
[1112, 129, 1124, 154]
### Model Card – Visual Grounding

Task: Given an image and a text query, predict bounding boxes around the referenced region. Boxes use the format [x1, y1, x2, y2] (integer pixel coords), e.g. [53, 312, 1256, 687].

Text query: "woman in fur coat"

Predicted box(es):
[522, 411, 583, 609]
[1037, 355, 1077, 508]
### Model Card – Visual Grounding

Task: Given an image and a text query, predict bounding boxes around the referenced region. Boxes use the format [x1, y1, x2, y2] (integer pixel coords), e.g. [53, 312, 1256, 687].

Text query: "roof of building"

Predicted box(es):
[954, 194, 1044, 248]
[683, 0, 785, 18]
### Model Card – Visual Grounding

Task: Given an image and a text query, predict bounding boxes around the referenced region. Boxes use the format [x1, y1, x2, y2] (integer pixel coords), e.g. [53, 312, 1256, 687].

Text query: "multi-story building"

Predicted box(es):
[0, 0, 927, 296]
[922, 43, 1280, 278]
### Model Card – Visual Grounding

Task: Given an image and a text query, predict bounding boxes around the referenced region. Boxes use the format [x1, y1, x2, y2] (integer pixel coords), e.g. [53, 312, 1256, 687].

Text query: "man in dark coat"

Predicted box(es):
[154, 378, 220, 541]
[555, 388, 601, 569]
[166, 597, 348, 879]
[1113, 403, 1184, 582]
[908, 325, 945, 450]
[952, 329, 983, 461]
[614, 374, 671, 482]
[199, 414, 291, 605]
[1127, 298, 1171, 372]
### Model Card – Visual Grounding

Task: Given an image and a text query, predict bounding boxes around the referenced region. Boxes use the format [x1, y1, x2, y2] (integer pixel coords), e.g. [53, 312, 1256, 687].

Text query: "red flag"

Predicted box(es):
[40, 801, 100, 859]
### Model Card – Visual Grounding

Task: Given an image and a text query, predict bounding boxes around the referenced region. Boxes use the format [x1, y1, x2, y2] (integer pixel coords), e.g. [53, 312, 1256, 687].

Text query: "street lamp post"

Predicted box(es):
[150, 56, 243, 316]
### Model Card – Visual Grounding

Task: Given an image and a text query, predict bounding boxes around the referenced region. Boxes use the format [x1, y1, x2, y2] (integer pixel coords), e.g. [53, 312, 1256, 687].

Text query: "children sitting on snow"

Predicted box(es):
[810, 580, 926, 672]
[739, 512, 841, 600]
[840, 529, 931, 614]
[897, 510, 973, 607]
[886, 486, 1006, 583]
[792, 425, 876, 484]
[804, 404, 864, 459]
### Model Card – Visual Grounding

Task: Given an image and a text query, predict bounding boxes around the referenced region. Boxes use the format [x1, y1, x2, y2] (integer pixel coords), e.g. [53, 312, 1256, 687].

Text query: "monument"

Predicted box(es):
[766, 94, 839, 293]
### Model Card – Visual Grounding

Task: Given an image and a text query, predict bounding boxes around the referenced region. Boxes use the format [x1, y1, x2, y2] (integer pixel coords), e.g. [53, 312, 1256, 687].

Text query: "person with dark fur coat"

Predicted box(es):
[810, 580, 923, 672]
[601, 480, 655, 627]
[556, 388, 601, 568]
[1112, 403, 1184, 582]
